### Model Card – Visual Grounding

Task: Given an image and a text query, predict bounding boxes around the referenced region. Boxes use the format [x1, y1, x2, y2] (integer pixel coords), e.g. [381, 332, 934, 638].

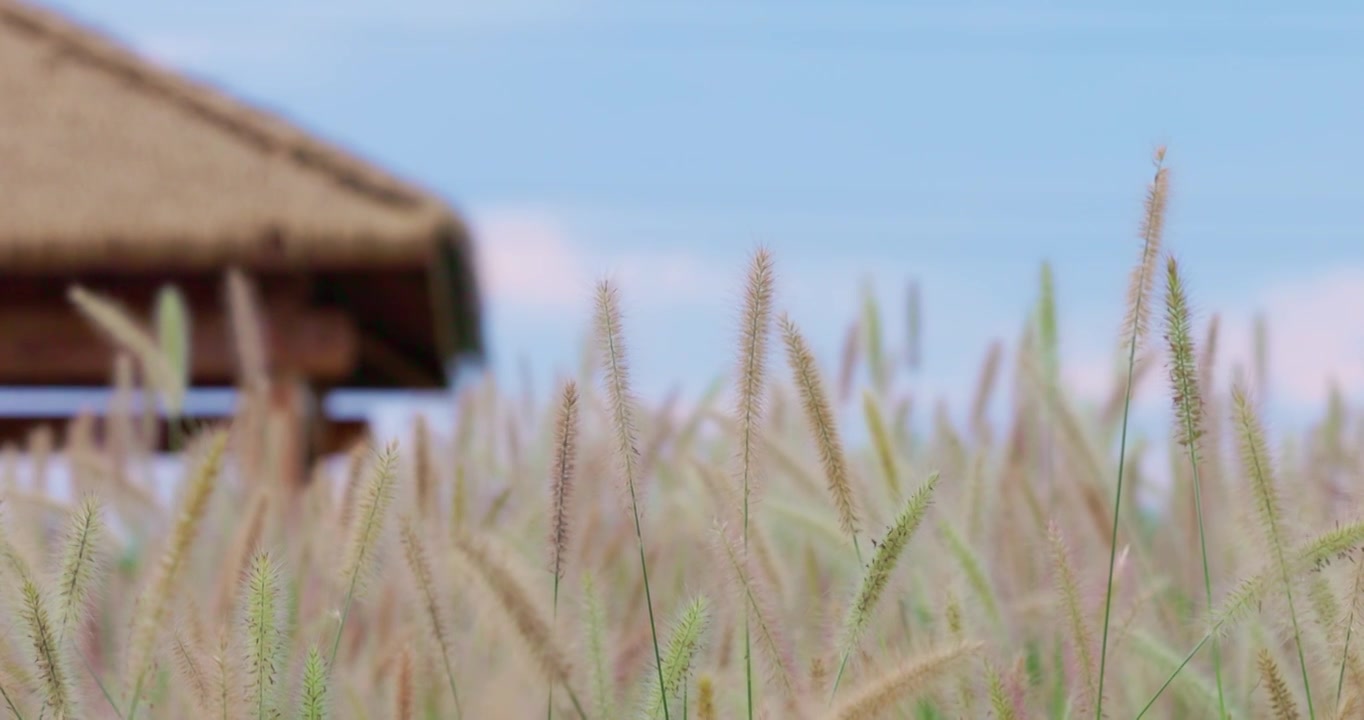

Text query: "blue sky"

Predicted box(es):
[35, 0, 1364, 439]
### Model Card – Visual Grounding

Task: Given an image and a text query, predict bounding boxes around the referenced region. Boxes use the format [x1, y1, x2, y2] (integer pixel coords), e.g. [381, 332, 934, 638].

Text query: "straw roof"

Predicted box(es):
[0, 0, 485, 388]
[0, 0, 469, 272]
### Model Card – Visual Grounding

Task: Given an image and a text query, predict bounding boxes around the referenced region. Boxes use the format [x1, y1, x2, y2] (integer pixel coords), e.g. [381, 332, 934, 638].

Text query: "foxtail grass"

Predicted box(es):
[581, 572, 614, 720]
[330, 442, 399, 668]
[1162, 256, 1227, 718]
[22, 578, 73, 719]
[734, 248, 775, 720]
[641, 595, 711, 719]
[827, 640, 981, 720]
[862, 390, 900, 501]
[830, 472, 940, 703]
[241, 550, 284, 720]
[1337, 521, 1364, 709]
[52, 494, 118, 718]
[1136, 518, 1364, 717]
[169, 623, 210, 715]
[126, 430, 228, 720]
[299, 646, 328, 720]
[1259, 648, 1303, 720]
[985, 660, 1019, 720]
[546, 381, 579, 720]
[1095, 146, 1168, 720]
[68, 285, 186, 418]
[595, 279, 669, 720]
[1234, 385, 1316, 718]
[399, 517, 462, 719]
[1048, 522, 1097, 713]
[782, 315, 862, 563]
[451, 531, 588, 720]
[713, 521, 802, 708]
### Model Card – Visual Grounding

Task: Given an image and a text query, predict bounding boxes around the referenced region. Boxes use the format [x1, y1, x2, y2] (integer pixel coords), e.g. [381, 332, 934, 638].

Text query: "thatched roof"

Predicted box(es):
[0, 0, 468, 271]
[0, 0, 485, 388]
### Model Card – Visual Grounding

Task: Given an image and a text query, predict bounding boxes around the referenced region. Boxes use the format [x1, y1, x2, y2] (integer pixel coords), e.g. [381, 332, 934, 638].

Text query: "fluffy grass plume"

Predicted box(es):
[225, 267, 268, 391]
[1095, 145, 1169, 720]
[641, 595, 711, 719]
[216, 487, 271, 620]
[734, 247, 775, 526]
[827, 641, 981, 720]
[782, 315, 862, 559]
[399, 517, 462, 719]
[330, 441, 400, 666]
[169, 622, 212, 714]
[21, 578, 73, 719]
[1234, 384, 1316, 717]
[154, 284, 192, 416]
[1259, 648, 1303, 720]
[1162, 256, 1227, 718]
[52, 494, 106, 644]
[546, 380, 579, 720]
[862, 390, 900, 500]
[451, 530, 588, 720]
[831, 472, 941, 701]
[734, 246, 775, 720]
[548, 381, 580, 588]
[713, 521, 803, 709]
[299, 646, 329, 720]
[68, 285, 185, 417]
[126, 429, 228, 718]
[241, 550, 285, 720]
[595, 279, 670, 720]
[581, 572, 615, 720]
[985, 660, 1020, 720]
[1049, 521, 1097, 714]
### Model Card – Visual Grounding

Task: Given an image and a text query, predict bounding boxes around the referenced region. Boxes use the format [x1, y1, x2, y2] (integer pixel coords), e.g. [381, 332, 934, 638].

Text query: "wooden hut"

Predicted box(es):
[0, 0, 485, 475]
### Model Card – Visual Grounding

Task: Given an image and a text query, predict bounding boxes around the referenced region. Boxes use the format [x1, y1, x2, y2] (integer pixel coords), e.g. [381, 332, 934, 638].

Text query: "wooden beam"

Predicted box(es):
[358, 331, 441, 387]
[0, 415, 370, 457]
[0, 305, 360, 386]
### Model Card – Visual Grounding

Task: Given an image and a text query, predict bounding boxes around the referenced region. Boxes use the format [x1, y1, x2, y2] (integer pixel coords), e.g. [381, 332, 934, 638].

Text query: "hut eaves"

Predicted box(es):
[0, 0, 484, 388]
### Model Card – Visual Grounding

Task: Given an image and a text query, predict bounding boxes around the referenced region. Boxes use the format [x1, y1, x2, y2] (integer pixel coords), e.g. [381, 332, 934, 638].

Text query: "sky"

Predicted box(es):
[25, 0, 1364, 446]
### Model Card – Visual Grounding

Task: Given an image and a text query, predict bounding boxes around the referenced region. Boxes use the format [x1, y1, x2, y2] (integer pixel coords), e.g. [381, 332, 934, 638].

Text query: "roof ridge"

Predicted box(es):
[0, 0, 442, 214]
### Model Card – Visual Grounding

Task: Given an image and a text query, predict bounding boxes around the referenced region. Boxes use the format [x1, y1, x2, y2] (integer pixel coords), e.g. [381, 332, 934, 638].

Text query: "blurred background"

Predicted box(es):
[5, 0, 1364, 461]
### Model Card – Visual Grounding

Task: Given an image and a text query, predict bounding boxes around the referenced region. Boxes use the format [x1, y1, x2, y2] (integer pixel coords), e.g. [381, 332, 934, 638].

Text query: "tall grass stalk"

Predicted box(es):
[1096, 146, 1168, 720]
[734, 248, 774, 720]
[1234, 386, 1316, 719]
[1162, 257, 1228, 719]
[547, 381, 580, 720]
[399, 518, 462, 719]
[829, 472, 939, 703]
[1135, 518, 1364, 716]
[329, 442, 400, 668]
[595, 280, 669, 720]
[127, 430, 228, 720]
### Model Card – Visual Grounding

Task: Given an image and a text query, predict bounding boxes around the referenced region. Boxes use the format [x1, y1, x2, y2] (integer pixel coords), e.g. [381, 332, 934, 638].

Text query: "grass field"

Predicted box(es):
[2, 150, 1361, 719]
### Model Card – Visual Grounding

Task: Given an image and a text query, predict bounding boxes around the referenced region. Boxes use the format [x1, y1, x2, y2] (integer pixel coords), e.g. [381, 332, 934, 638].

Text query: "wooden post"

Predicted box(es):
[264, 374, 315, 491]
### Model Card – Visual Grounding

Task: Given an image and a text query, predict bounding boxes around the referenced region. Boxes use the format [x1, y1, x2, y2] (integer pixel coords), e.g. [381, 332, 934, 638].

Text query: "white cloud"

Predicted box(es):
[1216, 267, 1364, 405]
[469, 206, 728, 315]
[1060, 265, 1364, 414]
[470, 208, 593, 313]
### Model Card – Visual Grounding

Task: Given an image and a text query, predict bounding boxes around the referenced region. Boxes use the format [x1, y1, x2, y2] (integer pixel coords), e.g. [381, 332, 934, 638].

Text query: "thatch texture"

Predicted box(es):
[0, 0, 485, 388]
[0, 0, 464, 272]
